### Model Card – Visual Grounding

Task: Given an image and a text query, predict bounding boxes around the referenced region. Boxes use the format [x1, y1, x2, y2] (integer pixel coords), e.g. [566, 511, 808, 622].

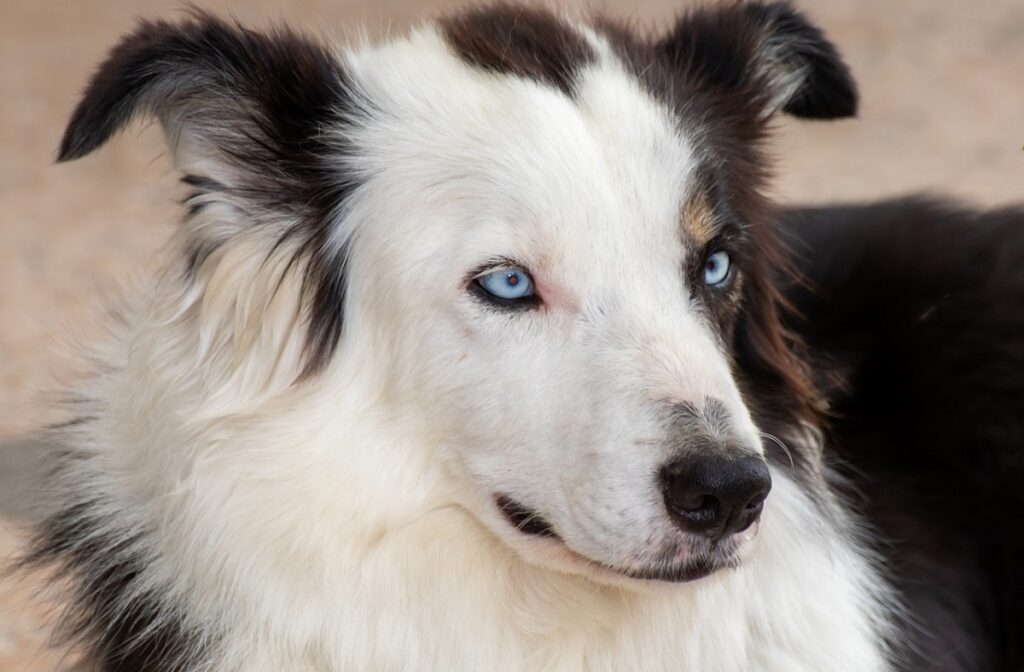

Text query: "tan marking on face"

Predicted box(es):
[681, 188, 717, 248]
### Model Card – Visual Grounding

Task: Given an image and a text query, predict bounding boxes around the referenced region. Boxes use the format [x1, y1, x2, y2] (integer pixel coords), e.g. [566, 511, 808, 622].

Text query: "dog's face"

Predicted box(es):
[59, 3, 854, 584]
[348, 21, 775, 582]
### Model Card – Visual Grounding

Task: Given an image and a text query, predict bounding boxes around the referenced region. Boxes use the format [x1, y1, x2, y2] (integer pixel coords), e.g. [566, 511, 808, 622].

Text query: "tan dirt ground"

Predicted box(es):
[1, 0, 1022, 669]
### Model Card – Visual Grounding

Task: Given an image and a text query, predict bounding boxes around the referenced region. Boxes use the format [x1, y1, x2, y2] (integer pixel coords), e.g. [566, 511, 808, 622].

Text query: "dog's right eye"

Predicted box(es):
[471, 266, 539, 309]
[477, 268, 534, 299]
[703, 251, 732, 287]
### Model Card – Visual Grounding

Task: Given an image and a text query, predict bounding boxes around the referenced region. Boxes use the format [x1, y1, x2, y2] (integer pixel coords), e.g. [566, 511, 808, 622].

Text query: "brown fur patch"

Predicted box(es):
[440, 4, 594, 96]
[682, 187, 718, 248]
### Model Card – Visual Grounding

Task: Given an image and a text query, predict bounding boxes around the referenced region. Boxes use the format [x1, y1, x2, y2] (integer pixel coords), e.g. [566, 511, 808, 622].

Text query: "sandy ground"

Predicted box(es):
[1, 0, 1022, 668]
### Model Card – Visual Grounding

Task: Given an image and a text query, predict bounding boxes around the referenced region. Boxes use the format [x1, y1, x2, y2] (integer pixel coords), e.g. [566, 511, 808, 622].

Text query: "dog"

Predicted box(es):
[20, 2, 1023, 670]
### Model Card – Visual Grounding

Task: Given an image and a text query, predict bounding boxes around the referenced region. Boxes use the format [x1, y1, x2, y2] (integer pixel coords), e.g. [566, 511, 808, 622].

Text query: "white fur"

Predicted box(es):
[52, 20, 893, 671]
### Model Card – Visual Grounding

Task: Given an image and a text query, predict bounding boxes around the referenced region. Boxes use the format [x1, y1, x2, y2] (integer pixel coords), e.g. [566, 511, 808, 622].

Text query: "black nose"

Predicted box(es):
[661, 454, 772, 541]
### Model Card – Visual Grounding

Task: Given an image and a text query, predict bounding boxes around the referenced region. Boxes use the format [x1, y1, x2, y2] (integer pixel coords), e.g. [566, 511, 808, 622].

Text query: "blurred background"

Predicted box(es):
[1, 0, 1022, 668]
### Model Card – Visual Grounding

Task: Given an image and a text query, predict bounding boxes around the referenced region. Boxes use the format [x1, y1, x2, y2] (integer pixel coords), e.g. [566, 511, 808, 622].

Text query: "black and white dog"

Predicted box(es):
[23, 2, 1023, 670]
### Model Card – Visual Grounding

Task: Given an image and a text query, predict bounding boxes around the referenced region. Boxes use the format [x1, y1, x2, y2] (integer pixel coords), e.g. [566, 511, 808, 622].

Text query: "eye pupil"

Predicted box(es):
[507, 273, 519, 286]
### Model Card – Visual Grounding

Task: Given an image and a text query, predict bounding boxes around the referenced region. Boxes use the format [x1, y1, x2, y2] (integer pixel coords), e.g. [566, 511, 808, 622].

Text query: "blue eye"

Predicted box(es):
[704, 251, 731, 286]
[476, 267, 535, 301]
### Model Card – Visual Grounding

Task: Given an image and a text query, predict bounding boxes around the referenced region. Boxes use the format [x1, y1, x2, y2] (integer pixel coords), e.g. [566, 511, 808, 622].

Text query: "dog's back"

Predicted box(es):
[784, 199, 1024, 672]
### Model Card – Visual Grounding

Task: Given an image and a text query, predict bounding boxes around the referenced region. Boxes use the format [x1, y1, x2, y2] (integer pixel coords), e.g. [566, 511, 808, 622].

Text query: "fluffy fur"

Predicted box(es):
[22, 3, 1019, 671]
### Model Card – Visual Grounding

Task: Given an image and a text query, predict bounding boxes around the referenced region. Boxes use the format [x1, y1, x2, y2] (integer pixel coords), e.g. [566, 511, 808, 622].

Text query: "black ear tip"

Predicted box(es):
[56, 102, 115, 162]
[57, 133, 87, 163]
[782, 57, 859, 119]
[747, 1, 859, 120]
[53, 17, 183, 165]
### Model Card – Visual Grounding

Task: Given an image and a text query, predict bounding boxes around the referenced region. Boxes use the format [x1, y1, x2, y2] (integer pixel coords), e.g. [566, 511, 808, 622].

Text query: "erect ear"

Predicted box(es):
[656, 1, 857, 119]
[59, 13, 362, 378]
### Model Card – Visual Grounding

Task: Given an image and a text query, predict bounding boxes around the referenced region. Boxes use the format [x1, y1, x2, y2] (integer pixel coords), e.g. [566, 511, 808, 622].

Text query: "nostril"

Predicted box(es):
[744, 489, 769, 512]
[676, 493, 714, 513]
[673, 495, 719, 527]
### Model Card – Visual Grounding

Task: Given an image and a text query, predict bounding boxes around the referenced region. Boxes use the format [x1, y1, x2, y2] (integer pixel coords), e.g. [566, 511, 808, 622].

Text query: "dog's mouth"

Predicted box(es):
[495, 495, 559, 538]
[494, 495, 738, 583]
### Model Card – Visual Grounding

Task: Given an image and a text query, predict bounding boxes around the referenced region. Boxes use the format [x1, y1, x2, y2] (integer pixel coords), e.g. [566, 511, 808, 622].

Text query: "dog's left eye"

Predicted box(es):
[476, 268, 536, 301]
[703, 251, 732, 287]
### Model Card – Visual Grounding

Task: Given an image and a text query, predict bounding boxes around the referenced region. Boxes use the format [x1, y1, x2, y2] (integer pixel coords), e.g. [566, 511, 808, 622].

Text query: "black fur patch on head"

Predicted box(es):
[441, 4, 595, 96]
[58, 12, 364, 378]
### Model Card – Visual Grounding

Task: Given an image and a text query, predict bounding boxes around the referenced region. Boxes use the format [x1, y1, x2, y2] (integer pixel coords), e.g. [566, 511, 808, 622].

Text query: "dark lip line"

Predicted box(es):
[494, 494, 735, 583]
[495, 494, 559, 538]
[611, 555, 734, 583]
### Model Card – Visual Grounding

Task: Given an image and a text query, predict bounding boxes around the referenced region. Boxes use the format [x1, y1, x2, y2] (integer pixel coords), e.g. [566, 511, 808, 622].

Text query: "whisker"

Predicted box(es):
[759, 431, 795, 471]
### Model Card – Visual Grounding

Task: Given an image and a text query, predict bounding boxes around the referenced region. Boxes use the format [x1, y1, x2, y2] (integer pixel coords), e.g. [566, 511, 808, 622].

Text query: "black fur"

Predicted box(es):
[24, 498, 210, 672]
[58, 12, 364, 378]
[441, 3, 595, 97]
[656, 1, 857, 119]
[782, 198, 1024, 672]
[18, 417, 214, 672]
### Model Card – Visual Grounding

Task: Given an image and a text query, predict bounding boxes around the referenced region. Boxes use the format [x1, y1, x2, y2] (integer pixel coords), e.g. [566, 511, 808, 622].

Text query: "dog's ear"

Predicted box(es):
[59, 12, 353, 203]
[60, 14, 360, 378]
[656, 1, 856, 119]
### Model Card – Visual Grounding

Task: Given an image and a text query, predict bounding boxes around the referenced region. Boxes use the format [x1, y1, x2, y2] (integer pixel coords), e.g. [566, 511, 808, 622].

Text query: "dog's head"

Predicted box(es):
[60, 3, 853, 585]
